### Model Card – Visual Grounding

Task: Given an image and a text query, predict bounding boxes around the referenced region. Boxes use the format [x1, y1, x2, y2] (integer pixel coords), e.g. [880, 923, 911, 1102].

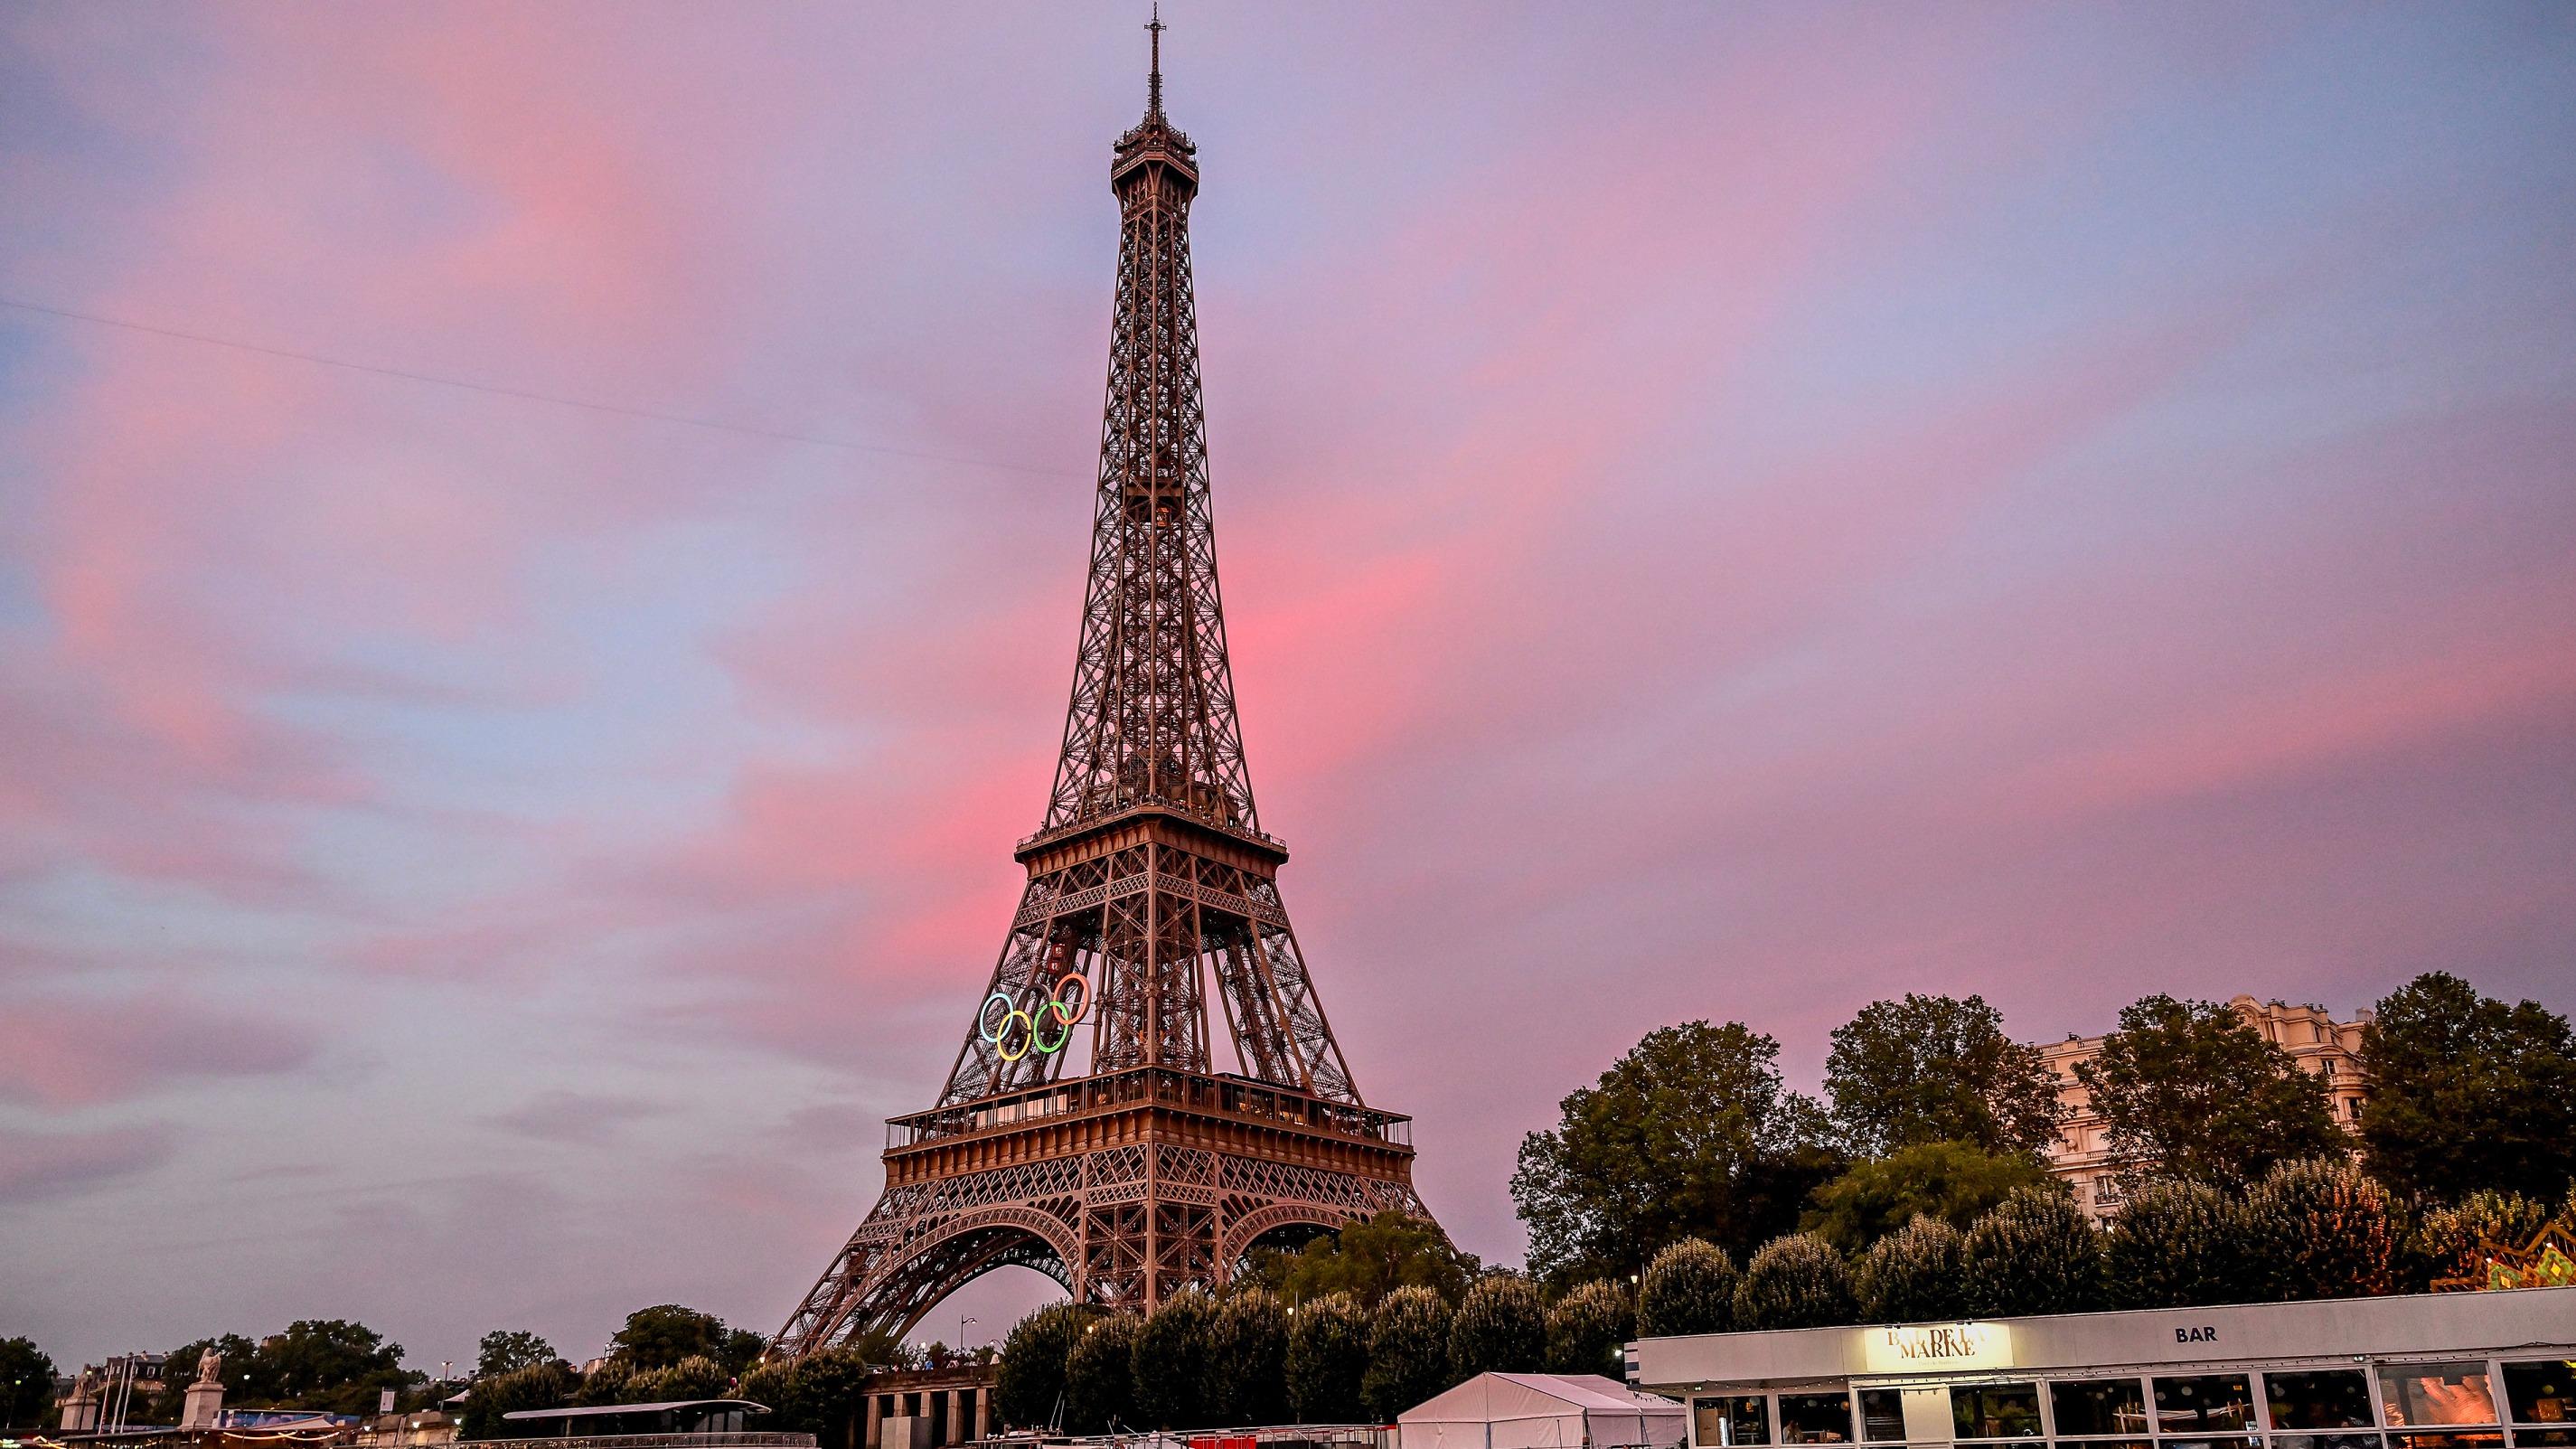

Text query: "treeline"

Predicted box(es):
[459, 1306, 776, 1440]
[988, 1218, 1654, 1434]
[1511, 971, 2575, 1284]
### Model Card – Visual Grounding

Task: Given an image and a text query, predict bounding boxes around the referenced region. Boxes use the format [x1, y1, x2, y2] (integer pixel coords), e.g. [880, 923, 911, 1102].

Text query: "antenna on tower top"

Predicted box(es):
[1145, 4, 1166, 118]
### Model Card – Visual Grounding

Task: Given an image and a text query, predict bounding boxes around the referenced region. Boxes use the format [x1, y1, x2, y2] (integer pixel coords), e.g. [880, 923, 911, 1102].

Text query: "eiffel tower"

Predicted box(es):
[771, 19, 1433, 1358]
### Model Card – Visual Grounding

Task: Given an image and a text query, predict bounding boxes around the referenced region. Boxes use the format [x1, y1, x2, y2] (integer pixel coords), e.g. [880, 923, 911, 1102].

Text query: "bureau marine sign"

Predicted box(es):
[1865, 1322, 2015, 1372]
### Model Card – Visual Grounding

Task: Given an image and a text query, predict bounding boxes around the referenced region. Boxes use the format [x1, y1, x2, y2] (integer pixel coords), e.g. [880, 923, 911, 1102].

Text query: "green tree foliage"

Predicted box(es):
[461, 1362, 573, 1440]
[719, 1330, 767, 1378]
[630, 1355, 729, 1405]
[1734, 1234, 1856, 1331]
[1801, 1141, 2057, 1254]
[2361, 973, 2576, 1202]
[609, 1306, 729, 1372]
[2400, 1188, 2556, 1291]
[2240, 1157, 2396, 1302]
[1512, 1021, 1842, 1282]
[996, 1303, 1092, 1430]
[2102, 1180, 2247, 1310]
[1825, 995, 2064, 1156]
[1285, 1293, 1369, 1425]
[1448, 1275, 1547, 1378]
[477, 1331, 556, 1380]
[1636, 1238, 1738, 1338]
[2075, 995, 2342, 1189]
[1853, 1215, 1969, 1325]
[1204, 1290, 1290, 1427]
[738, 1347, 875, 1449]
[1361, 1285, 1454, 1422]
[1, 1337, 58, 1431]
[1245, 1214, 1475, 1308]
[1962, 1186, 2102, 1317]
[1063, 1314, 1141, 1434]
[572, 1360, 634, 1408]
[1543, 1280, 1634, 1377]
[260, 1321, 416, 1415]
[1131, 1289, 1216, 1428]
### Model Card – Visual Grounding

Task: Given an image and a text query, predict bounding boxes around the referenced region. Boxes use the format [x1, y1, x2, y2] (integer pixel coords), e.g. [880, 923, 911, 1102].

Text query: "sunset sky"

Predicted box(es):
[4, 2, 2573, 1369]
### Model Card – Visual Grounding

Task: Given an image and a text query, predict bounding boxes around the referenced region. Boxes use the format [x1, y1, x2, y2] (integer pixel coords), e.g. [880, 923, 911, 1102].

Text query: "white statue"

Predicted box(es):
[196, 1348, 224, 1387]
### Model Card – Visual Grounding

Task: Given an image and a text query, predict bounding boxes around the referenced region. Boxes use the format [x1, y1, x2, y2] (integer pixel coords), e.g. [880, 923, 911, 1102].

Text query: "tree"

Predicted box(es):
[1637, 1238, 1737, 1338]
[1063, 1314, 1140, 1434]
[1131, 1289, 1216, 1428]
[1543, 1281, 1633, 1377]
[461, 1362, 572, 1440]
[1285, 1293, 1368, 1425]
[1512, 1021, 1841, 1282]
[2075, 995, 2342, 1189]
[1205, 1290, 1289, 1427]
[2401, 1188, 2556, 1291]
[1361, 1285, 1453, 1422]
[260, 1320, 414, 1415]
[1800, 1141, 2057, 1254]
[572, 1361, 634, 1408]
[1, 1338, 57, 1431]
[1825, 995, 2064, 1156]
[996, 1303, 1091, 1430]
[633, 1355, 728, 1404]
[2361, 973, 2576, 1202]
[1733, 1234, 1855, 1331]
[719, 1330, 766, 1378]
[1449, 1275, 1547, 1378]
[2240, 1157, 2396, 1303]
[609, 1306, 729, 1372]
[1962, 1186, 2102, 1317]
[1853, 1216, 1969, 1325]
[741, 1347, 874, 1449]
[2101, 1180, 2246, 1310]
[477, 1332, 556, 1380]
[1246, 1213, 1474, 1308]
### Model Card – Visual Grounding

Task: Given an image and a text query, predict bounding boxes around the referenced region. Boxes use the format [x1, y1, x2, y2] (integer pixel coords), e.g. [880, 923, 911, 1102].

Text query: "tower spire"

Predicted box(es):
[1145, 4, 1166, 118]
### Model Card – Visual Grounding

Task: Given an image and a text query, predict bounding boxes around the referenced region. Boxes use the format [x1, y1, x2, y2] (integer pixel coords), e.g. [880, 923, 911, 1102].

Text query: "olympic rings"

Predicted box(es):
[977, 974, 1093, 1059]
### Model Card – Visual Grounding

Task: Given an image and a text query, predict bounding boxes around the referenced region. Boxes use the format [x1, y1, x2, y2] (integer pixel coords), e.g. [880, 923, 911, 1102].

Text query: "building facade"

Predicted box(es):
[1630, 1287, 2576, 1449]
[2032, 996, 2372, 1218]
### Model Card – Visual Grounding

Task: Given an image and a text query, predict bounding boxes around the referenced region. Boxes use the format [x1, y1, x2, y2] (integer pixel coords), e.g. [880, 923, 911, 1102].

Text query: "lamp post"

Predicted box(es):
[959, 1316, 978, 1353]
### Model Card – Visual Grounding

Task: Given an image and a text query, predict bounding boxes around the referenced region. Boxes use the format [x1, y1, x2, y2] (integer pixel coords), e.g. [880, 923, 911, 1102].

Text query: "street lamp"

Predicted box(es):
[960, 1316, 978, 1353]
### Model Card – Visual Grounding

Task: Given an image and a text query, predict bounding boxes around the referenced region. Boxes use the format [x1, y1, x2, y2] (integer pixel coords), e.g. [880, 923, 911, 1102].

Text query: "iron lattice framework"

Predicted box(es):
[774, 28, 1432, 1360]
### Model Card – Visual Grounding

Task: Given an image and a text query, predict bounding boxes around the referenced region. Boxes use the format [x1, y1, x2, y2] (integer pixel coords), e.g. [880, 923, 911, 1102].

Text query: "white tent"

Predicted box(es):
[1398, 1373, 1688, 1449]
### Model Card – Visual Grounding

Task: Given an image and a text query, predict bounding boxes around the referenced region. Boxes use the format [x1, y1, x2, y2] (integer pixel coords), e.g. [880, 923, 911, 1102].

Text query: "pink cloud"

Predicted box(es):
[0, 993, 319, 1108]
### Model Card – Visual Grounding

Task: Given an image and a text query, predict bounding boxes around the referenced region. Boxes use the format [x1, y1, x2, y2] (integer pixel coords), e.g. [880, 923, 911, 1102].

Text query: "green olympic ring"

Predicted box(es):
[979, 974, 1092, 1061]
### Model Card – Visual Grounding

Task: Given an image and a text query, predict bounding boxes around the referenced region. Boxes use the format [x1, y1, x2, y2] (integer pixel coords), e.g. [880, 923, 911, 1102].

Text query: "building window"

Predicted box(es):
[2382, 1364, 2498, 1428]
[2156, 1376, 2258, 1433]
[1953, 1385, 2044, 1439]
[1696, 1396, 1769, 1446]
[2271, 1437, 2383, 1449]
[1780, 1394, 1852, 1444]
[1857, 1389, 1904, 1444]
[2503, 1360, 2576, 1444]
[2054, 1378, 2151, 1436]
[2270, 1370, 2377, 1430]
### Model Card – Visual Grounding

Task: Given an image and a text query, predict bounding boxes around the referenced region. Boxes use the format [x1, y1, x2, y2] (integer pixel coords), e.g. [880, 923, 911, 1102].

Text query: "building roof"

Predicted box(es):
[1631, 1285, 2576, 1392]
[1403, 1373, 1685, 1422]
[503, 1400, 767, 1421]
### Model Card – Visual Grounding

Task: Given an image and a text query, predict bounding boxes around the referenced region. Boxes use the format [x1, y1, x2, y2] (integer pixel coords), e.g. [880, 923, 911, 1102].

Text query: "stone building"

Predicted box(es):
[2032, 994, 2372, 1218]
